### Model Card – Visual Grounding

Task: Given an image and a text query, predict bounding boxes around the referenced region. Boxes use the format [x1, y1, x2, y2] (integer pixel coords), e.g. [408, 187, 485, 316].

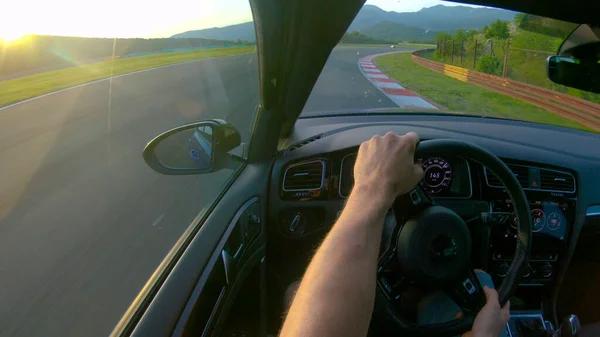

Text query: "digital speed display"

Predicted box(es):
[420, 157, 453, 194]
[339, 155, 470, 199]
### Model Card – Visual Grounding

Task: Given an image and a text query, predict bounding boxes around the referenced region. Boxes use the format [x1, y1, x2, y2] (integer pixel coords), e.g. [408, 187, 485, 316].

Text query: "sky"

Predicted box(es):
[0, 0, 476, 40]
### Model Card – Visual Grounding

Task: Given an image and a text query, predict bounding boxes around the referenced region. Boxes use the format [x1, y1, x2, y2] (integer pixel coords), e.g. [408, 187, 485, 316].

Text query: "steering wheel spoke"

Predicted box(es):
[409, 185, 436, 208]
[442, 267, 487, 314]
[393, 185, 436, 221]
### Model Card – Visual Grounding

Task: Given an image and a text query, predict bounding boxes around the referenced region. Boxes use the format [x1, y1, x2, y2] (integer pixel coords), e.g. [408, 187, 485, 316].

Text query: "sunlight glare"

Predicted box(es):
[0, 31, 27, 43]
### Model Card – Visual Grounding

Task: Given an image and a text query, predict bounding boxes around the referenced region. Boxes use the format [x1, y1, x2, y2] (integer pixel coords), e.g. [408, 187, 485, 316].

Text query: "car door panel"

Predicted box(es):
[179, 199, 265, 337]
[118, 163, 270, 337]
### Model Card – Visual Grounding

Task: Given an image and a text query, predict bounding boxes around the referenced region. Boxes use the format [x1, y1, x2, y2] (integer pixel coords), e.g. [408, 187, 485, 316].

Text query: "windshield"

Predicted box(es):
[302, 1, 599, 134]
[0, 1, 257, 337]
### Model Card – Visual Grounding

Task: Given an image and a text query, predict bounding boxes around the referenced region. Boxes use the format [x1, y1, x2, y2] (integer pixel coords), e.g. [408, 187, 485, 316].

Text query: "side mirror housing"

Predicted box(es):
[547, 24, 600, 93]
[143, 119, 242, 175]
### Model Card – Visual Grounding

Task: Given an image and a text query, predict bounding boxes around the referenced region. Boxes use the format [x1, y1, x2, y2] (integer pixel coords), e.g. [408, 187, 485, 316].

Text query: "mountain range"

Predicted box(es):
[349, 4, 515, 32]
[172, 4, 516, 42]
[172, 22, 255, 42]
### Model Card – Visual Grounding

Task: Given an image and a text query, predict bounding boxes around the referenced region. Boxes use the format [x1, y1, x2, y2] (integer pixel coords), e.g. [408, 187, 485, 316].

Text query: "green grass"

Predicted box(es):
[337, 43, 435, 49]
[374, 52, 595, 133]
[0, 46, 255, 108]
[511, 30, 562, 52]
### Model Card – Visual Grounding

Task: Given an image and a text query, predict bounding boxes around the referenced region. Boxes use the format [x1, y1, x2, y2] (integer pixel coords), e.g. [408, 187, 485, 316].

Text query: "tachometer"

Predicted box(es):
[420, 157, 452, 194]
[531, 209, 546, 232]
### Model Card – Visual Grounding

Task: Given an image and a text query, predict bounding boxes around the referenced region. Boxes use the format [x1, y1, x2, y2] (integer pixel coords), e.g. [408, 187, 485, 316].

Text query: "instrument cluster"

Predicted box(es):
[339, 155, 472, 199]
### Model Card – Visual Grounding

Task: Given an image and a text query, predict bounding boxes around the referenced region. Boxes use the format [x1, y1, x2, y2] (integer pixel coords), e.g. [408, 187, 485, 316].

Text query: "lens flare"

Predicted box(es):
[0, 31, 27, 43]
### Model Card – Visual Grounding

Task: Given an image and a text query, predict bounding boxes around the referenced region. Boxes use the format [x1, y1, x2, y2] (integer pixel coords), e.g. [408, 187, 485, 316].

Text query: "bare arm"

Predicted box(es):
[280, 132, 424, 337]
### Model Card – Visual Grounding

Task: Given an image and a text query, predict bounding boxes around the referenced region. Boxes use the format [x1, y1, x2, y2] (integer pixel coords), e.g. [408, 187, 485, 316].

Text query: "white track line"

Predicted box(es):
[0, 53, 253, 111]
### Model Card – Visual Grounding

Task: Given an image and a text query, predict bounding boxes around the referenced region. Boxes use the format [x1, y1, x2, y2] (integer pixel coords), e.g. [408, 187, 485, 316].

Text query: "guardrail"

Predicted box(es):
[411, 50, 600, 131]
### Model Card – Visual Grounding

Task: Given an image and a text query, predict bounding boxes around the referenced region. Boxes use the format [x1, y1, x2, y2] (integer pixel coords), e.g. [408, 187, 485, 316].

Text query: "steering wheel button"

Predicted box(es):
[462, 279, 476, 294]
[409, 189, 422, 205]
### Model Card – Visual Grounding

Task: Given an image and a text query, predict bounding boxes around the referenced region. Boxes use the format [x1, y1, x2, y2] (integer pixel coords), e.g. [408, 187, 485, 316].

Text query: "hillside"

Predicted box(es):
[0, 35, 235, 78]
[171, 22, 255, 41]
[361, 21, 436, 42]
[349, 4, 516, 32]
[340, 31, 392, 44]
[511, 30, 562, 52]
[171, 4, 515, 42]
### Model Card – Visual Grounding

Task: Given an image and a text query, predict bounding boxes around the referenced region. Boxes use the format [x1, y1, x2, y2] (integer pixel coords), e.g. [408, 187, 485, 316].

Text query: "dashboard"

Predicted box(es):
[338, 154, 472, 198]
[268, 113, 600, 312]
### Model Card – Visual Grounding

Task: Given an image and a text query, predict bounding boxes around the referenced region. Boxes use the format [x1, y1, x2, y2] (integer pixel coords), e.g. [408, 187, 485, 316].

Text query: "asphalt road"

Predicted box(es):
[0, 46, 409, 337]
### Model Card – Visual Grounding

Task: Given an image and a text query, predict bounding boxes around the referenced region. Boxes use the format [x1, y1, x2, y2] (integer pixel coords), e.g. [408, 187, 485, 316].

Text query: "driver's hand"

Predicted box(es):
[353, 132, 423, 206]
[463, 287, 510, 337]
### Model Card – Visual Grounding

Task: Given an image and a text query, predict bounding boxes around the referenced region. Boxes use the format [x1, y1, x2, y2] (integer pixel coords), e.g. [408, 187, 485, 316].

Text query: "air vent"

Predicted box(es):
[283, 160, 325, 191]
[540, 169, 575, 192]
[285, 134, 323, 154]
[485, 164, 529, 187]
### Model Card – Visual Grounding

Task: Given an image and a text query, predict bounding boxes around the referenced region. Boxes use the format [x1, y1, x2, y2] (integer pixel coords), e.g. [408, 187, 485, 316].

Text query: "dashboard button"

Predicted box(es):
[496, 262, 509, 278]
[541, 263, 553, 278]
[283, 212, 307, 235]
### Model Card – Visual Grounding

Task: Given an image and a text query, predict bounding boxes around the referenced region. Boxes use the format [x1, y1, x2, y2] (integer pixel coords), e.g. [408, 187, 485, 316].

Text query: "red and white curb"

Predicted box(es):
[359, 52, 438, 110]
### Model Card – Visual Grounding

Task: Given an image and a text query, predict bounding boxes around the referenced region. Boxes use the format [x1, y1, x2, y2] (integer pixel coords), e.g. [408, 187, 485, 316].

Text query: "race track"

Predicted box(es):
[0, 46, 411, 337]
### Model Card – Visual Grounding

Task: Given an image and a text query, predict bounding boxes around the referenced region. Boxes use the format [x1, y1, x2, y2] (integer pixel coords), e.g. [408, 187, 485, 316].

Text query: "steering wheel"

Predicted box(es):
[372, 139, 532, 337]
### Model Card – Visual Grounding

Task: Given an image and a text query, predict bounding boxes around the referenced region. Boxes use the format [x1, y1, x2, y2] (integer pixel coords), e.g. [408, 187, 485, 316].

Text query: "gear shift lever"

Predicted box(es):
[554, 315, 581, 337]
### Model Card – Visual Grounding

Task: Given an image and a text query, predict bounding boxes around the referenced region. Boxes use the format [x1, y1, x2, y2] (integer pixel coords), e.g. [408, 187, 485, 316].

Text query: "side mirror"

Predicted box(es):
[548, 24, 600, 93]
[143, 119, 242, 175]
[547, 55, 600, 93]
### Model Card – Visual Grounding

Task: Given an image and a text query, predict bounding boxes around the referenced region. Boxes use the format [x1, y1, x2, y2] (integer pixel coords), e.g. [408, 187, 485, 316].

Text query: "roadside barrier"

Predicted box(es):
[412, 50, 600, 131]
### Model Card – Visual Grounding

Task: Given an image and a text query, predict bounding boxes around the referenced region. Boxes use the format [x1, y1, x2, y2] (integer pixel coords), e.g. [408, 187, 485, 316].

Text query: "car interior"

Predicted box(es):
[108, 0, 600, 337]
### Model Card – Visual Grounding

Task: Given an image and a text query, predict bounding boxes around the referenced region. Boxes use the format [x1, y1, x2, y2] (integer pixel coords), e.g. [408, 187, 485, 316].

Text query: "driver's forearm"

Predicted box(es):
[280, 185, 390, 337]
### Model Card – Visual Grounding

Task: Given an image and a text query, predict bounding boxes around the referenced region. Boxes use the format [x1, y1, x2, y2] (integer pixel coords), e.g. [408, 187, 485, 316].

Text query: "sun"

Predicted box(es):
[0, 30, 27, 43]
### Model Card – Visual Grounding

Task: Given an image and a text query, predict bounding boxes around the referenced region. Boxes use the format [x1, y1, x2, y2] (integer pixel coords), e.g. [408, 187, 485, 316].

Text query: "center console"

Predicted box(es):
[489, 192, 576, 287]
[482, 163, 578, 336]
[506, 314, 549, 337]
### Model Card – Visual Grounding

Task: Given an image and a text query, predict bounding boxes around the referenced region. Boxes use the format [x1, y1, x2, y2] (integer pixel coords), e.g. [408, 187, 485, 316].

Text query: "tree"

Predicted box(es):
[436, 31, 451, 42]
[513, 13, 576, 39]
[466, 29, 478, 40]
[454, 29, 467, 42]
[484, 19, 510, 39]
[476, 55, 502, 75]
[514, 13, 527, 28]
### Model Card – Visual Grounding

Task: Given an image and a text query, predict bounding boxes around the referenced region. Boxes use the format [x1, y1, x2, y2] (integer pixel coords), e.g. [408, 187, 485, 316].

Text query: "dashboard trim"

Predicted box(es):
[435, 157, 474, 200]
[483, 164, 576, 194]
[338, 153, 356, 198]
[586, 205, 600, 217]
[282, 159, 326, 192]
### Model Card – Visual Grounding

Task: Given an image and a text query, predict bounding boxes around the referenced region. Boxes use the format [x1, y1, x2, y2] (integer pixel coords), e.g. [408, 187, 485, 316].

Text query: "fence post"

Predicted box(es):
[442, 40, 448, 57]
[473, 39, 478, 68]
[502, 38, 510, 77]
[460, 40, 464, 64]
[451, 41, 454, 63]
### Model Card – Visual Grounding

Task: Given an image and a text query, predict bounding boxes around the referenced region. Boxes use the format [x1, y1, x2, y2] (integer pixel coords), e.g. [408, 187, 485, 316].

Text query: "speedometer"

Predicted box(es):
[420, 157, 452, 194]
